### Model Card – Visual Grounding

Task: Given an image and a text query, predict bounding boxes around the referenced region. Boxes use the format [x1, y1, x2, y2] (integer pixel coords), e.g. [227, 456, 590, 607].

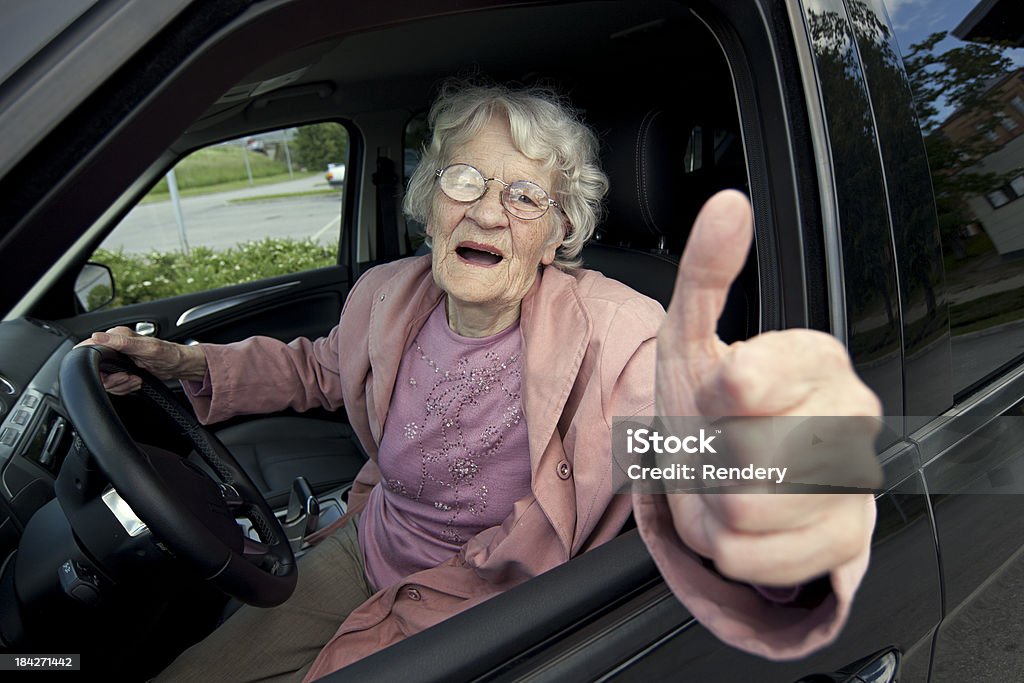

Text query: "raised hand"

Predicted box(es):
[656, 190, 881, 587]
[75, 326, 208, 394]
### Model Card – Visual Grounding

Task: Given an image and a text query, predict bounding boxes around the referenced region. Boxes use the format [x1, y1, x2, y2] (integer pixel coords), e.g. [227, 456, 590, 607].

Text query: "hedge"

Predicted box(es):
[93, 238, 336, 308]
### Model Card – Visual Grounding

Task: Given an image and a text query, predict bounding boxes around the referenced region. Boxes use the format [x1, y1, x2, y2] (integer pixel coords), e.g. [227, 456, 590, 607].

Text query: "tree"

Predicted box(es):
[292, 123, 349, 171]
[903, 32, 1014, 136]
[903, 31, 1018, 250]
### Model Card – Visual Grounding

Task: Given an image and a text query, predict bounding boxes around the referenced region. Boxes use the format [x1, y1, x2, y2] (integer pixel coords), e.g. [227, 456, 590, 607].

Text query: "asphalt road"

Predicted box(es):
[98, 174, 343, 254]
[951, 320, 1024, 393]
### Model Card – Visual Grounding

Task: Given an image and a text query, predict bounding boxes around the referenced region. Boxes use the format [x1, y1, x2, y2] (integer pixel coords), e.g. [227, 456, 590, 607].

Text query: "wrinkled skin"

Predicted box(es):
[427, 116, 564, 337]
[75, 327, 206, 394]
[655, 190, 881, 587]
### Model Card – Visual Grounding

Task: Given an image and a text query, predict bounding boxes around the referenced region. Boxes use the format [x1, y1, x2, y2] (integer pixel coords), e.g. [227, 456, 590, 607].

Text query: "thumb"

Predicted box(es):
[666, 190, 753, 359]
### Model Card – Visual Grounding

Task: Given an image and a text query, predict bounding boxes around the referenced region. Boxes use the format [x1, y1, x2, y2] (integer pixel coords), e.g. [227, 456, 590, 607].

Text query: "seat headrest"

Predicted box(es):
[600, 109, 689, 246]
[597, 108, 747, 252]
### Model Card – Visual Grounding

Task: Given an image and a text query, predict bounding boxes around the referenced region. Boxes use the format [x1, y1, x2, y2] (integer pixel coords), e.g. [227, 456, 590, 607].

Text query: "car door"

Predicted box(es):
[877, 1, 1024, 680]
[552, 0, 944, 678]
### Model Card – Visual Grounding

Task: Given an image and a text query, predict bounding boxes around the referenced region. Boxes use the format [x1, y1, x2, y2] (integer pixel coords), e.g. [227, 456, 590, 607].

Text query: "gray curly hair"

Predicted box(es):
[403, 81, 609, 270]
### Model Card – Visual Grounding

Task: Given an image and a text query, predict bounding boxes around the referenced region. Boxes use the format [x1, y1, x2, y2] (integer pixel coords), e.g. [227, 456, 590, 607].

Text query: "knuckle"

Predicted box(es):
[861, 389, 883, 417]
[715, 355, 762, 410]
[785, 329, 849, 368]
[716, 494, 767, 530]
[814, 333, 852, 367]
[820, 497, 870, 562]
[828, 519, 864, 566]
[708, 536, 747, 580]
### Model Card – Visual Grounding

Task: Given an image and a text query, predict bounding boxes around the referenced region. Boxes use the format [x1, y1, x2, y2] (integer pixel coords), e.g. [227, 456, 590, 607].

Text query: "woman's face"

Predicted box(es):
[427, 116, 563, 333]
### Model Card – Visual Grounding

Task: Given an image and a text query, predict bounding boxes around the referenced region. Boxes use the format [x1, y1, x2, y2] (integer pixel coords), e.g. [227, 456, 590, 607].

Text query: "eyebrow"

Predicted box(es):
[451, 161, 553, 189]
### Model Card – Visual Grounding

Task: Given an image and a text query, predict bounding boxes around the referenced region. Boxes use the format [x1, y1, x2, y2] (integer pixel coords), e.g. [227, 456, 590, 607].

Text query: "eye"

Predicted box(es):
[510, 182, 547, 208]
[513, 192, 541, 208]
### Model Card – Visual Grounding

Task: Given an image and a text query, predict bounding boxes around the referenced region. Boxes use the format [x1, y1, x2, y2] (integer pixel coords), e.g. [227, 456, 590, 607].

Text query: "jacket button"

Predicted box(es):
[406, 587, 421, 601]
[556, 460, 571, 480]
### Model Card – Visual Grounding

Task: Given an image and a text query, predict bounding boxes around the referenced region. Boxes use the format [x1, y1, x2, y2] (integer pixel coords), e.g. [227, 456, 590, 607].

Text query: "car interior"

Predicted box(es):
[0, 1, 774, 679]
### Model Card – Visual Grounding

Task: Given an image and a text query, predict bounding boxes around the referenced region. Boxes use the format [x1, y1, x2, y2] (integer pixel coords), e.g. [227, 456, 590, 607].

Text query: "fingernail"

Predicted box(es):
[93, 332, 110, 343]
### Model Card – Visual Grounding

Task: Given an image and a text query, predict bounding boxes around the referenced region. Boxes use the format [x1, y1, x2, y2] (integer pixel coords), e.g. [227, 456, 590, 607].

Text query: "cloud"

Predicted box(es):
[885, 0, 924, 16]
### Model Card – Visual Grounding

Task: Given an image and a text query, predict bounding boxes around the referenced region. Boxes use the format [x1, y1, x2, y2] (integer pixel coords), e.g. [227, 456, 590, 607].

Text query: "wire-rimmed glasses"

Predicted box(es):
[435, 163, 560, 220]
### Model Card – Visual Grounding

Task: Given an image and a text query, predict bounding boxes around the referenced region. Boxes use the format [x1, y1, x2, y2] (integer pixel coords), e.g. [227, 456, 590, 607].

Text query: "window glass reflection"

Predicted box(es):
[891, 0, 1024, 395]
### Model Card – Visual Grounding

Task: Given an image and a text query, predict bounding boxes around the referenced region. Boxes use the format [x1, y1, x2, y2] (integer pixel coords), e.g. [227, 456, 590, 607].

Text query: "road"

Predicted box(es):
[951, 319, 1024, 393]
[98, 174, 343, 254]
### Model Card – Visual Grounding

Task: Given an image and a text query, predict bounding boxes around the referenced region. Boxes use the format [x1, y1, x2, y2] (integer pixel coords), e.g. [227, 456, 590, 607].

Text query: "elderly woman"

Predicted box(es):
[88, 82, 879, 682]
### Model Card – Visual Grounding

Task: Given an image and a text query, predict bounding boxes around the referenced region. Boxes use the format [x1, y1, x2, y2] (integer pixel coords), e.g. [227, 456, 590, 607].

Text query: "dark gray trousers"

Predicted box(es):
[156, 520, 373, 682]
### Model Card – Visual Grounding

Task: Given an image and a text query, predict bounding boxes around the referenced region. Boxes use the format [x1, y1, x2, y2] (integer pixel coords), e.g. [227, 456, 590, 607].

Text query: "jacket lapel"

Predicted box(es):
[367, 256, 443, 442]
[520, 267, 592, 552]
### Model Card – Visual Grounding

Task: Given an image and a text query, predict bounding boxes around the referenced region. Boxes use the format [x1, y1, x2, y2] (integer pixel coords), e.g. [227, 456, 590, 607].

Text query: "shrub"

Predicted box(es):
[93, 238, 336, 308]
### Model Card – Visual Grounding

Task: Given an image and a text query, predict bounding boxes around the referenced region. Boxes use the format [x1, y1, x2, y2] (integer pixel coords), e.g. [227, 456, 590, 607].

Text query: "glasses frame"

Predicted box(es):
[434, 163, 561, 221]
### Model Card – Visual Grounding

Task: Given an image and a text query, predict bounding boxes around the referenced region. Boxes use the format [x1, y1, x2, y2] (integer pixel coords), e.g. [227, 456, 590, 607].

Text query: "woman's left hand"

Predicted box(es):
[655, 190, 882, 587]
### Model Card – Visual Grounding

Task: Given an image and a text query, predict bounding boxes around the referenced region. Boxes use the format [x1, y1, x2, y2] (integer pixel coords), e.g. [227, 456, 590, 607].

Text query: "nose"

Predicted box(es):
[465, 182, 509, 229]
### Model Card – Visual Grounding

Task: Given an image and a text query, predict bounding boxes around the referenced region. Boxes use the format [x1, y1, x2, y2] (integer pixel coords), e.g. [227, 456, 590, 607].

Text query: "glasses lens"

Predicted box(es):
[439, 164, 485, 202]
[504, 181, 549, 219]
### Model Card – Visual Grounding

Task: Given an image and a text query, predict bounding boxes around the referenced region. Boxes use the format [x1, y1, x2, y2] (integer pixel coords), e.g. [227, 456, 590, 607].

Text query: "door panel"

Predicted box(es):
[917, 371, 1024, 681]
[600, 471, 938, 682]
[57, 266, 350, 346]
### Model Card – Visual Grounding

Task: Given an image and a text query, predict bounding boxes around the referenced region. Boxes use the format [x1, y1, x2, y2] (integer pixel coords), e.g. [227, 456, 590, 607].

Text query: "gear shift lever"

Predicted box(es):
[283, 476, 320, 551]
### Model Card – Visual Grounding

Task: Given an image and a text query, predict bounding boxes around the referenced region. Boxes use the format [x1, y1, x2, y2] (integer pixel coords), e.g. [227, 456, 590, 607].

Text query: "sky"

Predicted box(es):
[884, 0, 1024, 66]
[883, 0, 1023, 123]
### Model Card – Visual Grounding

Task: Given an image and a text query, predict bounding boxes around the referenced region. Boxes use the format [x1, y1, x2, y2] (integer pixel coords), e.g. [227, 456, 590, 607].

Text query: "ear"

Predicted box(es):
[540, 216, 567, 265]
[425, 221, 435, 238]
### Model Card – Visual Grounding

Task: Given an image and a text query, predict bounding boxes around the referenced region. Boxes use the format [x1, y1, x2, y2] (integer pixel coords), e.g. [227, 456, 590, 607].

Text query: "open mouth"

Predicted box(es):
[455, 243, 504, 267]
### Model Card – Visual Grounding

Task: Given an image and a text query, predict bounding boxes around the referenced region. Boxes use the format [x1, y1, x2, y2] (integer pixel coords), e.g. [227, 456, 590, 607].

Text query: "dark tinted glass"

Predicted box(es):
[404, 112, 429, 250]
[889, 0, 1024, 396]
[803, 0, 904, 418]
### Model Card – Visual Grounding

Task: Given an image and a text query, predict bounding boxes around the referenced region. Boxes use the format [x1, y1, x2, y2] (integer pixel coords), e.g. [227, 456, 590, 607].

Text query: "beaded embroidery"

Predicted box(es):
[396, 339, 523, 543]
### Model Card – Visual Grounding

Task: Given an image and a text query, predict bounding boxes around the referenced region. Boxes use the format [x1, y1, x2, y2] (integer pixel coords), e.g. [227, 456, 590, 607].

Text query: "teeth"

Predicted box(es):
[461, 245, 500, 258]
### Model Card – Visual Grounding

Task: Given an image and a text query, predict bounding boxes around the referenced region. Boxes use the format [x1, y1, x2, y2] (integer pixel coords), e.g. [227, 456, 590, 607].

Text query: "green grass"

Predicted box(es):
[950, 287, 1024, 334]
[140, 145, 320, 203]
[227, 188, 340, 204]
[140, 172, 319, 203]
[155, 146, 289, 190]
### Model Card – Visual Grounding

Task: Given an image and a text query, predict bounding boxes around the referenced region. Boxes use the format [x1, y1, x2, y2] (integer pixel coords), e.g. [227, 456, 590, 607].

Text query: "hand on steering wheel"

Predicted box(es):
[59, 344, 297, 607]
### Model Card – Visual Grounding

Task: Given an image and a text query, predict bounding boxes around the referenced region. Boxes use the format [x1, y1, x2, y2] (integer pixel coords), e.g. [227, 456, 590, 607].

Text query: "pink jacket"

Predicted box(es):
[187, 255, 872, 680]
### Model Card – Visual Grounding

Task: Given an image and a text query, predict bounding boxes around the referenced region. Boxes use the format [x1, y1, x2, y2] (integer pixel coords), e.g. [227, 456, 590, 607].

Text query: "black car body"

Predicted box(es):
[1, 0, 1023, 680]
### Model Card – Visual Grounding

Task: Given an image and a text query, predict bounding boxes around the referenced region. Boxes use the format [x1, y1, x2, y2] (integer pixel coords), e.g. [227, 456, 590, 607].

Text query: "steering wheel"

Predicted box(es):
[58, 344, 297, 607]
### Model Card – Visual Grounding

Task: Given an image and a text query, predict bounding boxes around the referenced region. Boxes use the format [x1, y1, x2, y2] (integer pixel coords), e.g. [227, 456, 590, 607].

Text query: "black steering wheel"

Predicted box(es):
[58, 344, 296, 607]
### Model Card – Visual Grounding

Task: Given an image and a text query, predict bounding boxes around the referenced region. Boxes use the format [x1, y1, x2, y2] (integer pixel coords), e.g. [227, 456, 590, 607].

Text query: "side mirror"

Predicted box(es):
[74, 262, 115, 312]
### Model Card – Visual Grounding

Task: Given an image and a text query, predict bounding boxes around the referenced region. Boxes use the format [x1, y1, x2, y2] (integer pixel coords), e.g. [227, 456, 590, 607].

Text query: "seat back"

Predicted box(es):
[583, 108, 754, 343]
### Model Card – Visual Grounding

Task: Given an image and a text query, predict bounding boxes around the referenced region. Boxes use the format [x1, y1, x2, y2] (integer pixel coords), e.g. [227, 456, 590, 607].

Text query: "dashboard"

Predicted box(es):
[0, 318, 75, 560]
